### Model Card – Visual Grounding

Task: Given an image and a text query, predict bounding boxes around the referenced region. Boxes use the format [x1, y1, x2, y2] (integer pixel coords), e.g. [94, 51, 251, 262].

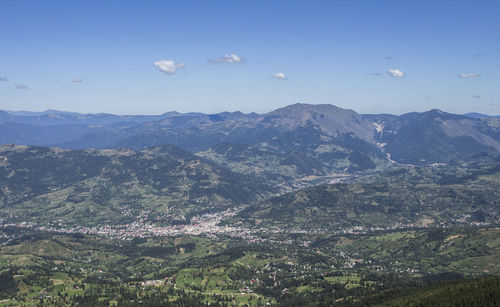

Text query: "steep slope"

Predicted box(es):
[266, 103, 375, 143]
[366, 109, 500, 164]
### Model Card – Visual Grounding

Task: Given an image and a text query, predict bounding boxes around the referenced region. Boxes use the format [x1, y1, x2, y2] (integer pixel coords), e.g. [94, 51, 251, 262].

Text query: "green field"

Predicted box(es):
[0, 227, 499, 306]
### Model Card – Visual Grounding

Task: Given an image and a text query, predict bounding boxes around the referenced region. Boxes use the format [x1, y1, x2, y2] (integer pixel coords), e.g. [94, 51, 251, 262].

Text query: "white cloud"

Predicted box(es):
[458, 73, 481, 78]
[271, 72, 287, 80]
[72, 78, 83, 83]
[16, 84, 28, 89]
[154, 60, 186, 75]
[387, 69, 405, 78]
[0, 76, 7, 81]
[210, 54, 245, 64]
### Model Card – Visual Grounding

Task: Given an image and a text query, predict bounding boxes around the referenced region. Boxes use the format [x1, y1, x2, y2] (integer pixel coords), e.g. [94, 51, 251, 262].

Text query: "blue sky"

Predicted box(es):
[0, 0, 499, 115]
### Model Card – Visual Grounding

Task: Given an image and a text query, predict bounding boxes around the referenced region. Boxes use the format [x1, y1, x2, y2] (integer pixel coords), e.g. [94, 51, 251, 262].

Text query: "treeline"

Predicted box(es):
[275, 276, 500, 306]
[364, 276, 500, 307]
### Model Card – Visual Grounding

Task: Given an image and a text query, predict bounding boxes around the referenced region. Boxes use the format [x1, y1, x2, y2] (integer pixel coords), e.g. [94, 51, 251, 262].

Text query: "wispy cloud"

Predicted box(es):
[211, 54, 245, 64]
[473, 95, 481, 99]
[387, 69, 405, 78]
[72, 78, 83, 83]
[385, 56, 394, 60]
[210, 54, 246, 64]
[271, 72, 287, 80]
[154, 60, 186, 75]
[458, 73, 481, 78]
[16, 84, 29, 89]
[0, 76, 7, 81]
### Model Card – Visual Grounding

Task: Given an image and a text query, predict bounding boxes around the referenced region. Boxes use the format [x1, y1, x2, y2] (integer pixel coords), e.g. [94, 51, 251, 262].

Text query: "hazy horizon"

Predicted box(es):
[2, 102, 500, 117]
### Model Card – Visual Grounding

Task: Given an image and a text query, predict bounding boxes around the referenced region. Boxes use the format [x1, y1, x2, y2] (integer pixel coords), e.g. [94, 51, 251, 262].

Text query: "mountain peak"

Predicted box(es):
[270, 103, 354, 115]
[265, 103, 375, 143]
[422, 108, 465, 120]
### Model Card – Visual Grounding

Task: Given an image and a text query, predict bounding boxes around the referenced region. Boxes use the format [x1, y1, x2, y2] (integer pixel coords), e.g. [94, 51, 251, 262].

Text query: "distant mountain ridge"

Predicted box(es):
[463, 112, 500, 119]
[0, 109, 181, 126]
[1, 104, 500, 172]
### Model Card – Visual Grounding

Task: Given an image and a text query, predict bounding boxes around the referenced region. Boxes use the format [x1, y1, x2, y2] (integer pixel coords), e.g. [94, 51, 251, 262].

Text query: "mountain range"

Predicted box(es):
[1, 104, 500, 176]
